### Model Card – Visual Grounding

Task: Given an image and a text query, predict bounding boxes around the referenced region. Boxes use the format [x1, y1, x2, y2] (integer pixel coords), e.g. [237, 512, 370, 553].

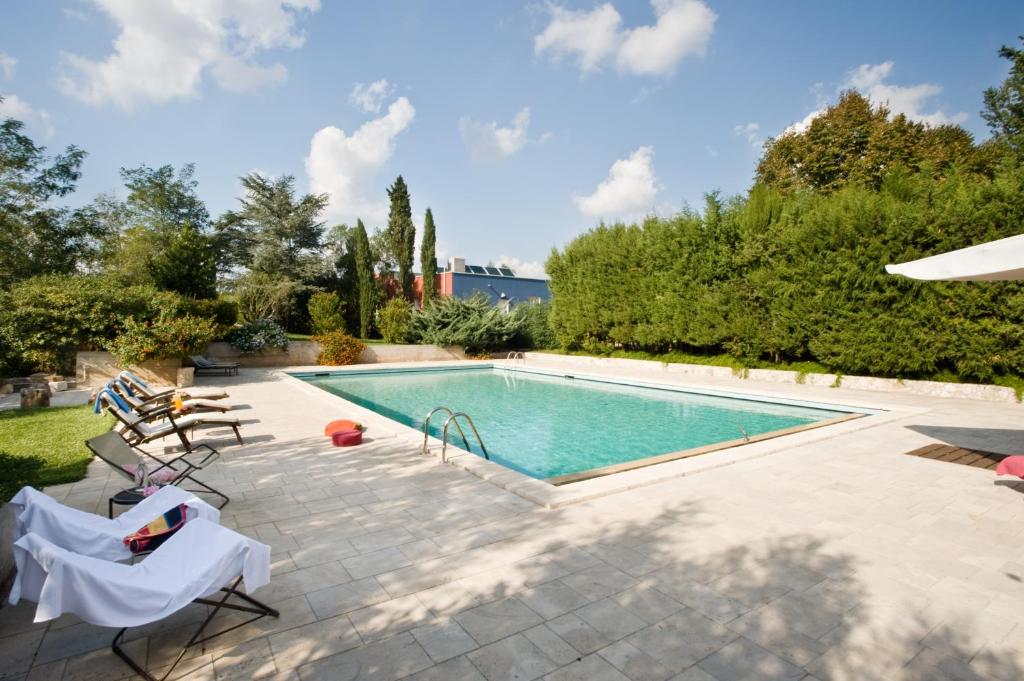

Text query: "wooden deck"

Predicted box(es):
[904, 442, 1007, 470]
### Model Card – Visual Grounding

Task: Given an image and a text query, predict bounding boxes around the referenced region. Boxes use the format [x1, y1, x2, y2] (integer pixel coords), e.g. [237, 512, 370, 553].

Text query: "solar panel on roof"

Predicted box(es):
[498, 267, 515, 277]
[484, 266, 501, 275]
[468, 265, 486, 274]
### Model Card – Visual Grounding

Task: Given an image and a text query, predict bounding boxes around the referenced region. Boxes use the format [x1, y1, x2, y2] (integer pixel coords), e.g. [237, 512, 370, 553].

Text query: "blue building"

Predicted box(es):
[413, 257, 550, 308]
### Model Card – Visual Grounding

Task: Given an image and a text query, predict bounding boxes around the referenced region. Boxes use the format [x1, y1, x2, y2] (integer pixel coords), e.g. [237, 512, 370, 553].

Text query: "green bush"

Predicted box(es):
[315, 330, 365, 365]
[410, 293, 524, 353]
[0, 274, 178, 373]
[185, 297, 239, 330]
[227, 319, 289, 354]
[377, 297, 413, 343]
[0, 273, 238, 374]
[235, 272, 302, 325]
[308, 291, 346, 335]
[106, 314, 219, 366]
[513, 302, 556, 349]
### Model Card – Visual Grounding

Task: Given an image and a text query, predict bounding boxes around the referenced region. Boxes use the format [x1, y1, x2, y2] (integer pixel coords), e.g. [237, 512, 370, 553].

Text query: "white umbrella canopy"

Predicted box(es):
[885, 233, 1024, 281]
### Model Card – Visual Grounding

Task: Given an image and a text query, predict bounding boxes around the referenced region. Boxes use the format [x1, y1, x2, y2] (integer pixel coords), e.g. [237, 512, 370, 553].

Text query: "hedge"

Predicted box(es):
[546, 165, 1024, 382]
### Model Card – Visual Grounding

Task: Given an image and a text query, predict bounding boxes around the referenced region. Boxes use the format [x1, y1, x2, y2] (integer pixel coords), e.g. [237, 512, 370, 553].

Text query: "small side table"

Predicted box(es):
[108, 487, 147, 518]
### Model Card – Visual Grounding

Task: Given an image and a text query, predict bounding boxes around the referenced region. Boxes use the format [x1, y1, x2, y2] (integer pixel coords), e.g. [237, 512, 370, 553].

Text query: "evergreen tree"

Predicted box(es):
[216, 172, 329, 281]
[148, 222, 217, 298]
[384, 175, 415, 300]
[420, 207, 437, 304]
[354, 220, 377, 338]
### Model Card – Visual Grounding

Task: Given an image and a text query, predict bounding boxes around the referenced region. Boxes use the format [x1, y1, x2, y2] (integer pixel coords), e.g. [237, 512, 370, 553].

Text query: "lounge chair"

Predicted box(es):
[109, 379, 231, 414]
[10, 518, 276, 681]
[95, 389, 244, 448]
[189, 355, 240, 376]
[86, 430, 230, 509]
[119, 370, 229, 401]
[8, 485, 220, 565]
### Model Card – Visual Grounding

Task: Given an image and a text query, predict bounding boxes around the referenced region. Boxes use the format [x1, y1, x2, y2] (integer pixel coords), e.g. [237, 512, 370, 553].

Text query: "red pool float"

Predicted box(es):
[331, 429, 363, 447]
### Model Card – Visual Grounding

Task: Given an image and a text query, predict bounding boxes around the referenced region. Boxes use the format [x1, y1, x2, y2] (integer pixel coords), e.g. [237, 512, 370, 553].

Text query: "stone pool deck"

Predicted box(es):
[3, 360, 1024, 680]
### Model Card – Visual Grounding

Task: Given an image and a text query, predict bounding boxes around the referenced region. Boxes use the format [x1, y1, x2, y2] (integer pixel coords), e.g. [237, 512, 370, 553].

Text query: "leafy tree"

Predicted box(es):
[982, 35, 1024, 156]
[354, 219, 378, 338]
[120, 163, 210, 233]
[384, 175, 415, 300]
[148, 222, 217, 298]
[95, 164, 212, 285]
[217, 172, 329, 281]
[0, 103, 98, 287]
[420, 207, 437, 303]
[757, 91, 983, 194]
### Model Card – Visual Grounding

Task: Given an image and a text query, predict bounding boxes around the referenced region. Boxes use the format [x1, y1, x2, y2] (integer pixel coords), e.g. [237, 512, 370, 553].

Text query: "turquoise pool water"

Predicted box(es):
[297, 367, 852, 481]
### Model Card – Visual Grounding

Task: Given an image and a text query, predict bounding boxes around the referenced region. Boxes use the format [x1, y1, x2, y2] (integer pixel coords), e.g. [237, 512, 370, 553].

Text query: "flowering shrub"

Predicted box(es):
[315, 331, 365, 365]
[226, 319, 289, 354]
[107, 315, 219, 367]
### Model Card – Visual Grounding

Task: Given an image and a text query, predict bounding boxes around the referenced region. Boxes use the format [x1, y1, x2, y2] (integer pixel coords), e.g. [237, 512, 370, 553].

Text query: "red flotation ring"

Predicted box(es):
[332, 429, 363, 446]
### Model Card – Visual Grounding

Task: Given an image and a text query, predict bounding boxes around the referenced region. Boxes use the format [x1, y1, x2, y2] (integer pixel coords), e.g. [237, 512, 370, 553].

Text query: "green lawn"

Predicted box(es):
[0, 404, 114, 499]
[286, 332, 392, 344]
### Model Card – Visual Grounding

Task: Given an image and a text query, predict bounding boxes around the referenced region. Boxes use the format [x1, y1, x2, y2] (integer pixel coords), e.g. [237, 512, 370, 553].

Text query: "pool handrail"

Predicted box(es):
[441, 412, 489, 463]
[422, 406, 471, 455]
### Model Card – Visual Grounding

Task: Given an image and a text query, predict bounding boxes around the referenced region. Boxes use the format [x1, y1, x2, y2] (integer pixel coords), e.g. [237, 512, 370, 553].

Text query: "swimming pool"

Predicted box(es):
[294, 365, 865, 483]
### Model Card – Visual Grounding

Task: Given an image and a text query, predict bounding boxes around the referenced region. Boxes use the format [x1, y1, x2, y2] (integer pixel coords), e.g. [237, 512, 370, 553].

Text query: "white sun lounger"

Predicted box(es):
[8, 485, 220, 562]
[11, 519, 276, 681]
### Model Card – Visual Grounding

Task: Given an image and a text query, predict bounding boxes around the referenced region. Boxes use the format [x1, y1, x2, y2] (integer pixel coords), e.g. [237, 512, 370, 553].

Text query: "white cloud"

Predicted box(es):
[574, 146, 660, 220]
[350, 80, 395, 113]
[783, 109, 823, 135]
[782, 62, 966, 135]
[616, 0, 716, 76]
[57, 0, 319, 110]
[0, 94, 55, 138]
[533, 2, 622, 74]
[534, 0, 715, 77]
[0, 53, 16, 80]
[458, 107, 532, 161]
[734, 122, 761, 147]
[305, 96, 416, 225]
[494, 256, 548, 280]
[844, 61, 967, 126]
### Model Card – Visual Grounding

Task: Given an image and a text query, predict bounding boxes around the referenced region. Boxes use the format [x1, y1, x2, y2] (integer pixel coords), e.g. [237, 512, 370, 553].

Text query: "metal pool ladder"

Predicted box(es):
[421, 406, 490, 463]
[505, 351, 525, 364]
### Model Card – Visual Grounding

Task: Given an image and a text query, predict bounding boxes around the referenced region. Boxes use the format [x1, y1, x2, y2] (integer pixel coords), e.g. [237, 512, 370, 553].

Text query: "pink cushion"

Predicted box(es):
[332, 429, 362, 447]
[995, 455, 1024, 478]
[122, 463, 179, 484]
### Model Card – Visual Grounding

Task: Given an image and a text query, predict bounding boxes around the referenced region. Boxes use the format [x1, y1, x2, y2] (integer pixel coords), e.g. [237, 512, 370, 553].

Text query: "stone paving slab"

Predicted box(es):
[3, 364, 1024, 680]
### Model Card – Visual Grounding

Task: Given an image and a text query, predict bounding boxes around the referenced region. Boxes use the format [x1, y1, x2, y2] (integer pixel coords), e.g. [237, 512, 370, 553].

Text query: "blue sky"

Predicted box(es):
[1, 1, 1021, 277]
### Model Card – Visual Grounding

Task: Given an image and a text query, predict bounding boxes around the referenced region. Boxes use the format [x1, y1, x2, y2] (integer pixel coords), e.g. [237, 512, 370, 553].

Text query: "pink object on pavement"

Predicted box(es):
[332, 429, 362, 447]
[995, 456, 1024, 478]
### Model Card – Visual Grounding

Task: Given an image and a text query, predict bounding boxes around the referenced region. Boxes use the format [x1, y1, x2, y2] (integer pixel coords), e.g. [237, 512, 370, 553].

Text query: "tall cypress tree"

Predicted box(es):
[420, 208, 437, 304]
[354, 219, 376, 338]
[385, 175, 415, 300]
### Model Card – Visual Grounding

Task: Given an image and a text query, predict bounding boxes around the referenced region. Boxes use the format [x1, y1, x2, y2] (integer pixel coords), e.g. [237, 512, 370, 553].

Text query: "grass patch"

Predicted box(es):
[287, 332, 391, 345]
[0, 404, 114, 498]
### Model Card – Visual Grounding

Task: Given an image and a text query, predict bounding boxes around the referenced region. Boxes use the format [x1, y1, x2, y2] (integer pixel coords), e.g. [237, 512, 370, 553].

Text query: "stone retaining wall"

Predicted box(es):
[523, 352, 1021, 404]
[76, 352, 194, 388]
[203, 341, 465, 366]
